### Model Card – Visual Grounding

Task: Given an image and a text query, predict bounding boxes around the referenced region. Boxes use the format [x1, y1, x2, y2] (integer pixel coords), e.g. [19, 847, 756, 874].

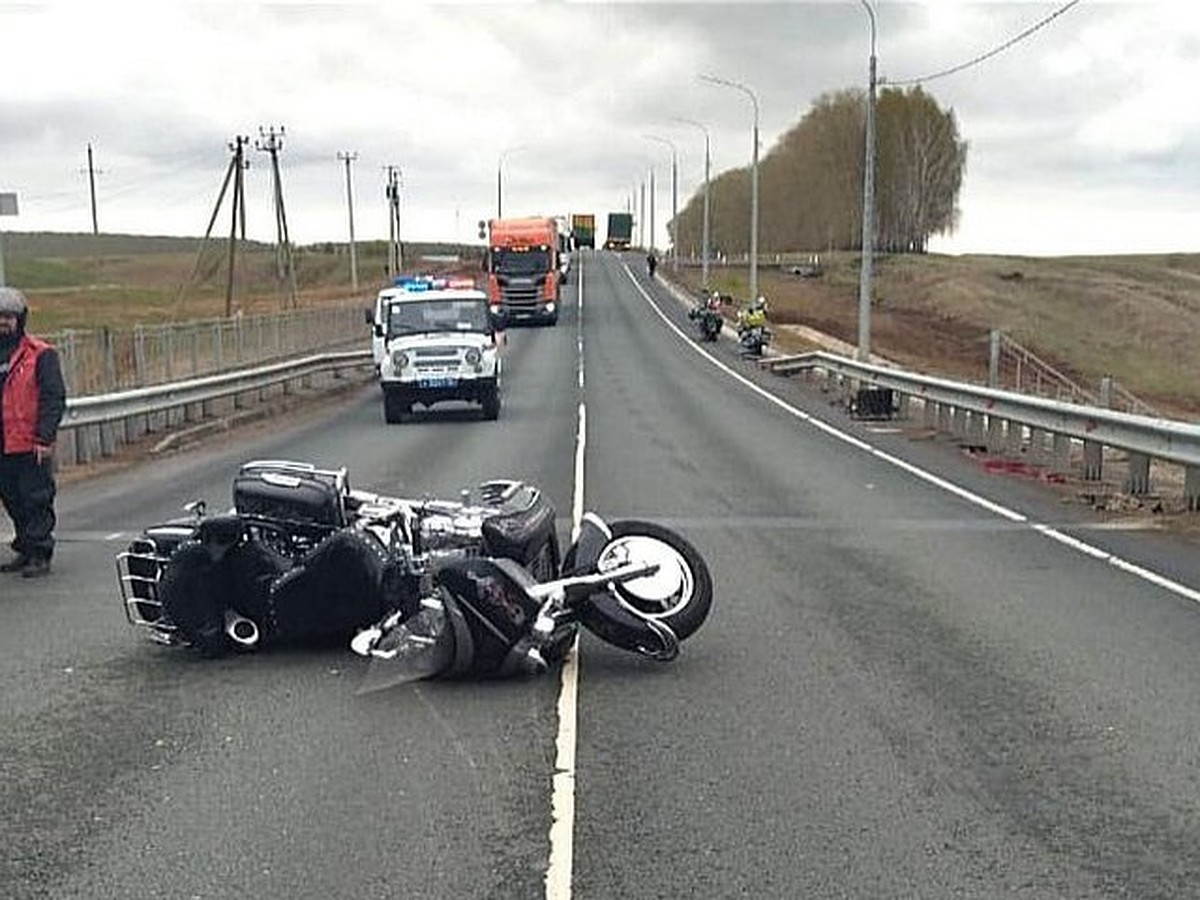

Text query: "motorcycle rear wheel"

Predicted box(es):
[596, 520, 713, 641]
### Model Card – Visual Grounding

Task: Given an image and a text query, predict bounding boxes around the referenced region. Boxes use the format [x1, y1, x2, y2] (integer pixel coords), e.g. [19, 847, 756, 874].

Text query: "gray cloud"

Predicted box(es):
[1, 2, 1196, 255]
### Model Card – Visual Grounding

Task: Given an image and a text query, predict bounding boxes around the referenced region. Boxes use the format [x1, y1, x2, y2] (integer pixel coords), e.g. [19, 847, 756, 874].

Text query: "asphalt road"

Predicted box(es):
[6, 250, 1200, 899]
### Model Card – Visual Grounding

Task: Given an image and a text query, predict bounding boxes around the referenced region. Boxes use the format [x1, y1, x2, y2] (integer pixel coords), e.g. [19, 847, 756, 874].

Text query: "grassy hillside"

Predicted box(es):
[5, 233, 1199, 419]
[2, 232, 483, 330]
[672, 250, 1200, 420]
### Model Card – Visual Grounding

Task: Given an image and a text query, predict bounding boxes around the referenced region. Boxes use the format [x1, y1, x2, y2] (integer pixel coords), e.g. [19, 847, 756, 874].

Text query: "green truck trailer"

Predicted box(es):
[570, 213, 595, 249]
[604, 212, 634, 250]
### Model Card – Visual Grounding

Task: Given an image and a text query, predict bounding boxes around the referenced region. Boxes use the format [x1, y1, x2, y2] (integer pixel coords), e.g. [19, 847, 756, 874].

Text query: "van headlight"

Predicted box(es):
[391, 350, 409, 371]
[464, 347, 482, 367]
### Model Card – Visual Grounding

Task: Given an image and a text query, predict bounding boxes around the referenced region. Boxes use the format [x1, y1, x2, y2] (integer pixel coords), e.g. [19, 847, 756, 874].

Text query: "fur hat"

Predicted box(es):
[0, 287, 28, 316]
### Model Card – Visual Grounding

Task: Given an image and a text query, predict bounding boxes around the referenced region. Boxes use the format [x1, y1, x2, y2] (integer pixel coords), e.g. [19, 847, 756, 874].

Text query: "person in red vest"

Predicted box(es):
[0, 288, 67, 578]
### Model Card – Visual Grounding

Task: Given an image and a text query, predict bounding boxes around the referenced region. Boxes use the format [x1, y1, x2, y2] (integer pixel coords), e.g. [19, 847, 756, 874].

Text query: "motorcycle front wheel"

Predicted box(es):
[594, 520, 713, 641]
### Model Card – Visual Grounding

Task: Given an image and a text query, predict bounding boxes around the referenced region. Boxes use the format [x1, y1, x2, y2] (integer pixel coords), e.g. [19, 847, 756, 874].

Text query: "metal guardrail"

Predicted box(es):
[59, 350, 375, 467]
[763, 351, 1200, 510]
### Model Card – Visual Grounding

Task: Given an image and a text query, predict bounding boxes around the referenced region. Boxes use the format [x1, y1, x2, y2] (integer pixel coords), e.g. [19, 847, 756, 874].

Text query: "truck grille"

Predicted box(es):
[412, 346, 468, 372]
[501, 283, 542, 309]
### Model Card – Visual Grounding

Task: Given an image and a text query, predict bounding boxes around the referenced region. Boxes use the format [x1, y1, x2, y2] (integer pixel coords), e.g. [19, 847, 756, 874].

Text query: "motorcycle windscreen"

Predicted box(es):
[356, 605, 456, 694]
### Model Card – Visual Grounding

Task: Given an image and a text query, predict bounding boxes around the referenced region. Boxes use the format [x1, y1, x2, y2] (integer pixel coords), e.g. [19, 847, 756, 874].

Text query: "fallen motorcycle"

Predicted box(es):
[353, 511, 713, 689]
[116, 461, 713, 679]
[116, 459, 560, 656]
[688, 293, 726, 342]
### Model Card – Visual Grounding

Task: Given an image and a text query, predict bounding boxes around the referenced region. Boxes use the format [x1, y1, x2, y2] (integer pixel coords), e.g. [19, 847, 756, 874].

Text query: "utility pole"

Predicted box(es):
[384, 165, 403, 276]
[176, 136, 247, 318]
[338, 151, 359, 291]
[85, 142, 102, 235]
[257, 125, 297, 309]
[226, 135, 248, 316]
[857, 0, 879, 362]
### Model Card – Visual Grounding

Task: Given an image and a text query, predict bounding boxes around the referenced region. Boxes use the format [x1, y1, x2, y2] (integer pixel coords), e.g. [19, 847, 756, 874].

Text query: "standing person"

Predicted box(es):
[0, 288, 67, 578]
[647, 251, 658, 279]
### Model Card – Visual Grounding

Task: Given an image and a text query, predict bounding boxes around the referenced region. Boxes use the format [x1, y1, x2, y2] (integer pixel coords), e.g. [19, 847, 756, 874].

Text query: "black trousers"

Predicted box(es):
[0, 452, 57, 561]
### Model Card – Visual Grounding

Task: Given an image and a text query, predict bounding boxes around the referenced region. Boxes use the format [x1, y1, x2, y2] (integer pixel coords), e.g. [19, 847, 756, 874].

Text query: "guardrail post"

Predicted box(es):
[923, 398, 938, 430]
[1124, 452, 1151, 495]
[964, 410, 984, 446]
[1026, 427, 1048, 464]
[1050, 433, 1072, 474]
[1186, 467, 1200, 511]
[986, 414, 1005, 454]
[1082, 440, 1103, 481]
[937, 403, 952, 435]
[951, 406, 967, 440]
[1005, 420, 1024, 456]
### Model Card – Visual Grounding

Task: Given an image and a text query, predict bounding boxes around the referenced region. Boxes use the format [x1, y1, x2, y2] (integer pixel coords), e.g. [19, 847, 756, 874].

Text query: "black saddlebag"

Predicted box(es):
[266, 529, 394, 642]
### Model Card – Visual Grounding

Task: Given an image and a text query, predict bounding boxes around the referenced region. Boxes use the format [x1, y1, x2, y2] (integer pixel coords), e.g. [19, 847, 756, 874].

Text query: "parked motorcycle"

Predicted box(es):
[736, 298, 772, 356]
[688, 293, 726, 342]
[116, 460, 560, 656]
[352, 511, 713, 690]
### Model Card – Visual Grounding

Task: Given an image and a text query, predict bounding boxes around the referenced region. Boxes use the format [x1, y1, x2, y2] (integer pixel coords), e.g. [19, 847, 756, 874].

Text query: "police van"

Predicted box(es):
[372, 277, 504, 424]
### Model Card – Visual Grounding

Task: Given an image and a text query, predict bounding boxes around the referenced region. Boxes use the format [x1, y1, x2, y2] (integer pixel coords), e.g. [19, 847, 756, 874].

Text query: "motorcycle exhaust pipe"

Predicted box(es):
[224, 609, 261, 648]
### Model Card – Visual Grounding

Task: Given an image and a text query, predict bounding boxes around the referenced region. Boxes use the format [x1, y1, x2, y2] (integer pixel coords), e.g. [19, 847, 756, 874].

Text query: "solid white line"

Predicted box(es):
[623, 264, 1200, 607]
[546, 252, 586, 900]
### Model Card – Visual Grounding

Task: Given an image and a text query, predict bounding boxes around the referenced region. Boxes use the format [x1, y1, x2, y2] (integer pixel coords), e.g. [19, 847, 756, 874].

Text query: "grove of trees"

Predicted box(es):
[670, 85, 968, 256]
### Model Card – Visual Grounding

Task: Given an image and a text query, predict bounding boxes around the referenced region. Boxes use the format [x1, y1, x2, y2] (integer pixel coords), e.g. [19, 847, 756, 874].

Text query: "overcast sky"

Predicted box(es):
[1, 1, 1197, 257]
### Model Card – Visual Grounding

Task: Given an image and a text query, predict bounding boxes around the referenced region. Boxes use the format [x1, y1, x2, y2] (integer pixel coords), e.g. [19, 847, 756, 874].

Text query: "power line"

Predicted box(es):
[888, 0, 1084, 86]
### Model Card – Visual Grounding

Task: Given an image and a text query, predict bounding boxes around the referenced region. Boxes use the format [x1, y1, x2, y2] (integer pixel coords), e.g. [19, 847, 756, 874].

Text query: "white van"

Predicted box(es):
[367, 275, 477, 370]
[376, 285, 504, 424]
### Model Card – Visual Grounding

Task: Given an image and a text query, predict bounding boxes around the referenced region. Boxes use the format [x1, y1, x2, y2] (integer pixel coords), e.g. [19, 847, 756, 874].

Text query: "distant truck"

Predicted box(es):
[571, 213, 595, 249]
[484, 217, 562, 326]
[604, 212, 634, 251]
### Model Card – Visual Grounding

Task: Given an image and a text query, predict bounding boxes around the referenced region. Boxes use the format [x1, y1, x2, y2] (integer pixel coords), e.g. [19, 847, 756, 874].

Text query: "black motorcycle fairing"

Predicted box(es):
[434, 556, 568, 676]
[577, 592, 679, 661]
[479, 484, 559, 580]
[357, 603, 459, 694]
[559, 514, 612, 577]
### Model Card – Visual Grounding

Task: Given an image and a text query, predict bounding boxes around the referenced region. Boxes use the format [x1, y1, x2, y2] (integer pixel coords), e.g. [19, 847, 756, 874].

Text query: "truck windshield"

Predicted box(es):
[386, 299, 491, 338]
[493, 248, 551, 276]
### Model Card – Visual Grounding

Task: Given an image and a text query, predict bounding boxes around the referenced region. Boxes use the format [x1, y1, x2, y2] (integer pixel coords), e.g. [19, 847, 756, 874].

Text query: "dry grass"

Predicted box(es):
[673, 250, 1200, 420]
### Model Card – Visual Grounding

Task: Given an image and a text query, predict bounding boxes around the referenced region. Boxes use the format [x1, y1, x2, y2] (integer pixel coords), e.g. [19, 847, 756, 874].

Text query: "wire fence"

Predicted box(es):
[989, 330, 1161, 418]
[47, 305, 368, 397]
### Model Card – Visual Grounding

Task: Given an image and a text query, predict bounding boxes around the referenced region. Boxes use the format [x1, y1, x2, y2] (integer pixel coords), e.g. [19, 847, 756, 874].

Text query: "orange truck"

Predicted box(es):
[484, 217, 562, 326]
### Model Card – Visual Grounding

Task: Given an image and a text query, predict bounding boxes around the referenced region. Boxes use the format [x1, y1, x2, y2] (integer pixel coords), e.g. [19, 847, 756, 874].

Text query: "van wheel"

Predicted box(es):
[481, 387, 501, 421]
[384, 395, 408, 424]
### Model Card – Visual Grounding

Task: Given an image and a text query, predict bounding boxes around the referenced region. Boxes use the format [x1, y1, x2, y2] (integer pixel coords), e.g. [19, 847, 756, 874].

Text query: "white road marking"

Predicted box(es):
[546, 253, 585, 900]
[624, 265, 1200, 608]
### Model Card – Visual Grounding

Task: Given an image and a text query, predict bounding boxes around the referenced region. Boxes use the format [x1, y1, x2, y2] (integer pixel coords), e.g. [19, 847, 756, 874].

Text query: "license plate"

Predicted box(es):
[419, 376, 457, 389]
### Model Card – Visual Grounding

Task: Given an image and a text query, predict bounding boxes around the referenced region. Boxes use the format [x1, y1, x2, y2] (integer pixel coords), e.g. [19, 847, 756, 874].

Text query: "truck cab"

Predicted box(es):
[376, 285, 503, 424]
[484, 217, 561, 326]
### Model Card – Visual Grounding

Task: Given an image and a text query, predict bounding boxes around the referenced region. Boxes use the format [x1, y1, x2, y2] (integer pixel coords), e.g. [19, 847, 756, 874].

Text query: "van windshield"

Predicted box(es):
[386, 298, 491, 338]
[493, 247, 551, 276]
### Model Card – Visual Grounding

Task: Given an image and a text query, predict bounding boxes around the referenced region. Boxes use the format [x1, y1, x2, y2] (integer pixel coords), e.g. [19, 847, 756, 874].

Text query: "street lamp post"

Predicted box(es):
[701, 74, 759, 302]
[646, 135, 678, 269]
[673, 118, 711, 289]
[497, 146, 525, 219]
[858, 0, 878, 362]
